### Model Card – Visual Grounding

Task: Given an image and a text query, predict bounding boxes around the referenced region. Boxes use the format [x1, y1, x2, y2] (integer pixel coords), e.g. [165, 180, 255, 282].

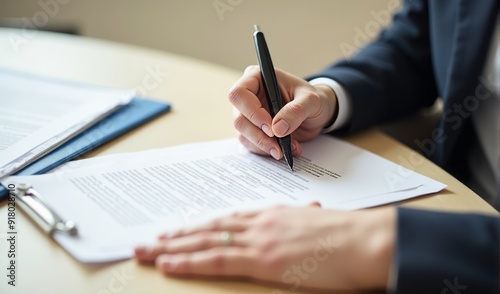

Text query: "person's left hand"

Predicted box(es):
[134, 204, 395, 292]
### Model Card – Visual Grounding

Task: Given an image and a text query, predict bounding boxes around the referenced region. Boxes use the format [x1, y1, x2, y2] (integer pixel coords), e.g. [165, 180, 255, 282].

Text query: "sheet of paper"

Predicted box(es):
[2, 136, 446, 263]
[0, 69, 134, 178]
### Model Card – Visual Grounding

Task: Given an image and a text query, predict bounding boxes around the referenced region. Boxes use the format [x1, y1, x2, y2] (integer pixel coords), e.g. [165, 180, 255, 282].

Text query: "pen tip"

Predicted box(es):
[283, 150, 293, 171]
[254, 24, 260, 32]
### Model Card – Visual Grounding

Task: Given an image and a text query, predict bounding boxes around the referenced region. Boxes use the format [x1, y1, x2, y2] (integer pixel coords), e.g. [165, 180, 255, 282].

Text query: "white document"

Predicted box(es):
[2, 136, 446, 263]
[0, 69, 134, 178]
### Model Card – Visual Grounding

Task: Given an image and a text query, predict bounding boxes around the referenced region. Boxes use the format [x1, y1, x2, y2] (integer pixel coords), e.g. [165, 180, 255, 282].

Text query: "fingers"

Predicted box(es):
[135, 231, 247, 263]
[228, 66, 274, 137]
[230, 67, 283, 159]
[229, 209, 262, 219]
[135, 204, 324, 279]
[155, 247, 256, 277]
[234, 113, 282, 159]
[272, 89, 323, 137]
[237, 133, 303, 158]
[230, 66, 326, 156]
[135, 209, 268, 263]
[162, 216, 249, 240]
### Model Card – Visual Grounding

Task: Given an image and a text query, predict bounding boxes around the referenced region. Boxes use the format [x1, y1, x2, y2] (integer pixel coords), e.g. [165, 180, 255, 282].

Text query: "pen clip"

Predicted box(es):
[13, 183, 77, 236]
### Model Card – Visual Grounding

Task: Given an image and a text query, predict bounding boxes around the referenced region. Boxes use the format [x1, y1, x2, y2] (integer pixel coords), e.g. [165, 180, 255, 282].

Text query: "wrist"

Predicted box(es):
[363, 206, 396, 289]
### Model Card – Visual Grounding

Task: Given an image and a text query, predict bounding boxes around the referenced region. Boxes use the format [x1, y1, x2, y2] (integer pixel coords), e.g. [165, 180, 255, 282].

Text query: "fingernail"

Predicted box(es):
[261, 124, 273, 137]
[135, 246, 150, 257]
[274, 120, 289, 136]
[291, 142, 297, 152]
[156, 255, 170, 272]
[157, 255, 171, 272]
[270, 148, 280, 160]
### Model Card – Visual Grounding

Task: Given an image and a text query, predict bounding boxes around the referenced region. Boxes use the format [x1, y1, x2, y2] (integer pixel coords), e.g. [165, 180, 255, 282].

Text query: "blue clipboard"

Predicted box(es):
[0, 97, 171, 200]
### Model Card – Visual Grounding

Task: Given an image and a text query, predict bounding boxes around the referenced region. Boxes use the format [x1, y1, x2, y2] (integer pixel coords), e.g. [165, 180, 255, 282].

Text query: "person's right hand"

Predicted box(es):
[228, 66, 338, 160]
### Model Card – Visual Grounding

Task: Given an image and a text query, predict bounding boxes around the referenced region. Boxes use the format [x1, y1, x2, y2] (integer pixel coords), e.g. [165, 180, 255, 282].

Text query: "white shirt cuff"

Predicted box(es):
[308, 77, 352, 133]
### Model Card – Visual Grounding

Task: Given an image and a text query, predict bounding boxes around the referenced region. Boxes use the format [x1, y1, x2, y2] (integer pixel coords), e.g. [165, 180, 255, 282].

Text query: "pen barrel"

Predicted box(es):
[278, 135, 291, 151]
[253, 27, 294, 170]
[253, 31, 283, 117]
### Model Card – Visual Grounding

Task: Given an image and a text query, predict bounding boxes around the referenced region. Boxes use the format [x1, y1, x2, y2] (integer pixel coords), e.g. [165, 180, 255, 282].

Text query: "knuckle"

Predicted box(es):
[238, 134, 267, 156]
[286, 102, 307, 120]
[255, 136, 268, 151]
[305, 91, 322, 117]
[305, 90, 321, 107]
[196, 232, 212, 249]
[258, 237, 278, 252]
[256, 216, 277, 229]
[209, 247, 227, 273]
[209, 219, 220, 230]
[176, 253, 191, 273]
[228, 86, 244, 105]
[160, 243, 172, 253]
[171, 229, 184, 238]
[237, 134, 249, 146]
[248, 109, 259, 121]
[244, 65, 260, 74]
[232, 114, 247, 132]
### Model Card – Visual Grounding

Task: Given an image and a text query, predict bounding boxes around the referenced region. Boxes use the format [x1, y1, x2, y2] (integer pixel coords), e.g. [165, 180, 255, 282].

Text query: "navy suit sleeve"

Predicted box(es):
[308, 0, 438, 133]
[395, 207, 499, 293]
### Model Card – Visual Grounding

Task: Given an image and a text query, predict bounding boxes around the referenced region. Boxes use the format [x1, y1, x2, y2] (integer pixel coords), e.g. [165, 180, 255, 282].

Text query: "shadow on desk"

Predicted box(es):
[122, 268, 380, 294]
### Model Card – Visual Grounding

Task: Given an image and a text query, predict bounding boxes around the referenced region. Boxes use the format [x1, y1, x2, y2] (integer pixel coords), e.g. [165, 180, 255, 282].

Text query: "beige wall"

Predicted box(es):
[0, 0, 401, 76]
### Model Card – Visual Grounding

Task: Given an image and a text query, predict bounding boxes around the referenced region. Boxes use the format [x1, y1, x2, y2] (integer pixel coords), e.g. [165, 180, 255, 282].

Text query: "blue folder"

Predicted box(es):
[0, 97, 171, 200]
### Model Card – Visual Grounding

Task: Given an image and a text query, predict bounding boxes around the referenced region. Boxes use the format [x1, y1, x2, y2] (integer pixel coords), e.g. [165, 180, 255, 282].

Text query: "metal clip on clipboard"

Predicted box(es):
[13, 183, 77, 236]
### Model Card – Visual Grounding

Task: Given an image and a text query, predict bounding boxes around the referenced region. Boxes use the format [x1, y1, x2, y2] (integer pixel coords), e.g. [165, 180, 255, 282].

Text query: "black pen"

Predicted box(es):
[253, 25, 293, 171]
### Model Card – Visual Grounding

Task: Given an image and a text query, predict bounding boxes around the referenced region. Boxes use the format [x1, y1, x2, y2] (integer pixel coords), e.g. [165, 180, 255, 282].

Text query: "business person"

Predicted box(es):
[136, 0, 499, 292]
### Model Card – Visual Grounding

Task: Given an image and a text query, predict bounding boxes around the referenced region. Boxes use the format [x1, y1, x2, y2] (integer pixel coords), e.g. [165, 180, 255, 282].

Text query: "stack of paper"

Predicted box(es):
[2, 136, 446, 263]
[0, 68, 134, 179]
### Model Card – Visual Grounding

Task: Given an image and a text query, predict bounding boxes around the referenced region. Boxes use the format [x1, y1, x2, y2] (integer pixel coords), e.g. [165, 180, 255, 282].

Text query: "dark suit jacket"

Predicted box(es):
[309, 0, 500, 292]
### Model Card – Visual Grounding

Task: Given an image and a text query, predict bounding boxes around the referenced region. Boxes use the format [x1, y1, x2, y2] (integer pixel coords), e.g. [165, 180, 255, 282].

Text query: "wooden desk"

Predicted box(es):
[0, 28, 496, 294]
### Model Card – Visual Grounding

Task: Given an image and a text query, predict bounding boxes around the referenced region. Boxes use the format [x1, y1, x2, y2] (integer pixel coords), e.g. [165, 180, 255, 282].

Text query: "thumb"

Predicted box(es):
[271, 89, 322, 137]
